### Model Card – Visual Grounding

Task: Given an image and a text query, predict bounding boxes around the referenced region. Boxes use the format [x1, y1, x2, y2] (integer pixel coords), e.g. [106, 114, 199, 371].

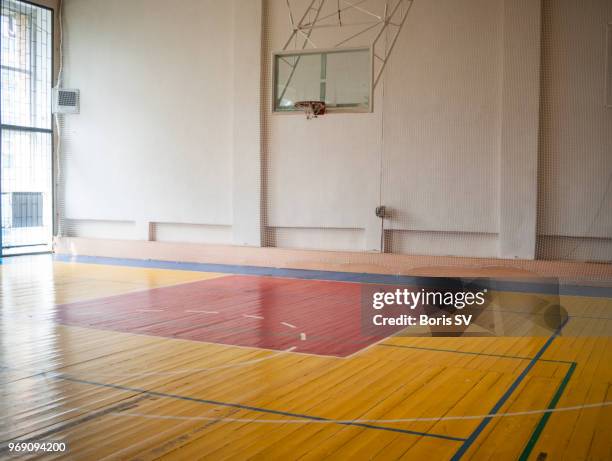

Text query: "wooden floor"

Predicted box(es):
[0, 255, 610, 460]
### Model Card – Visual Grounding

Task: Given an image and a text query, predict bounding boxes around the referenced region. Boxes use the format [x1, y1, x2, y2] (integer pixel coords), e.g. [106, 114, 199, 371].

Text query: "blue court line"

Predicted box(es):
[450, 317, 570, 460]
[380, 342, 579, 459]
[40, 372, 466, 442]
[377, 344, 574, 364]
[52, 254, 612, 298]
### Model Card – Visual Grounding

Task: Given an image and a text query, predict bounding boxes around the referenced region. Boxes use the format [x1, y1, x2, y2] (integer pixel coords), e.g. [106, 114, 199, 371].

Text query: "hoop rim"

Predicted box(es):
[294, 100, 326, 117]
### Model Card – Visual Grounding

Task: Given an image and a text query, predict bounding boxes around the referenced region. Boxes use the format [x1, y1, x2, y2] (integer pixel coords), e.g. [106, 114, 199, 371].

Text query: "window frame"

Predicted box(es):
[0, 0, 54, 253]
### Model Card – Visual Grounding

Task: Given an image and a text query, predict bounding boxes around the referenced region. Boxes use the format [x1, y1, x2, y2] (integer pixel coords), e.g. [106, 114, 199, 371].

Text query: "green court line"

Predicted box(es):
[518, 361, 577, 461]
[380, 341, 579, 459]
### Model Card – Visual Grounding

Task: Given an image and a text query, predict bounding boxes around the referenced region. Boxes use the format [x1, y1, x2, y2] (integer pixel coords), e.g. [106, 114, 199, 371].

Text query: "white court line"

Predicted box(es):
[20, 401, 611, 426]
[135, 309, 164, 313]
[77, 346, 297, 376]
[243, 314, 264, 320]
[185, 310, 219, 314]
[112, 400, 612, 423]
[281, 322, 297, 329]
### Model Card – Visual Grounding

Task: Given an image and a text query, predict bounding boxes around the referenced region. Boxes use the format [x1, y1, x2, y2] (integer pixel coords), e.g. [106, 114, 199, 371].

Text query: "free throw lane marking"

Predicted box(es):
[243, 314, 264, 320]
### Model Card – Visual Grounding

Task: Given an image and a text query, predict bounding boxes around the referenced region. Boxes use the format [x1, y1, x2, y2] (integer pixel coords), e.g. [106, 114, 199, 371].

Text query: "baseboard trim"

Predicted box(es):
[53, 237, 612, 283]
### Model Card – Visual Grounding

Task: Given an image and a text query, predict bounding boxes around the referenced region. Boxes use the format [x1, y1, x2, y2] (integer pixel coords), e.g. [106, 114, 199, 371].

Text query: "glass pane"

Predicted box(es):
[276, 53, 322, 110]
[1, 129, 52, 249]
[326, 50, 370, 107]
[1, 0, 53, 129]
[275, 48, 370, 111]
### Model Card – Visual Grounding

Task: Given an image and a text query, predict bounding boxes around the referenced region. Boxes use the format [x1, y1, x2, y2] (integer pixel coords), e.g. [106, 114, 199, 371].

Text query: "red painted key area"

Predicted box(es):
[56, 275, 402, 357]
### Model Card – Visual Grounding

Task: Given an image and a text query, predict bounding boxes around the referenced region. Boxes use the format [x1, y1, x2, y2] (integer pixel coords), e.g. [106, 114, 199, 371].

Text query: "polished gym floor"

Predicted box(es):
[1, 255, 610, 460]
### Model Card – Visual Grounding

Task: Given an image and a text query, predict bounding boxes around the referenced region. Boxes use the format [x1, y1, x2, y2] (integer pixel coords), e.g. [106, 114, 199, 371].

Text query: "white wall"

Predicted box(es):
[59, 0, 611, 262]
[263, 0, 541, 258]
[62, 0, 235, 242]
[537, 0, 612, 261]
[232, 0, 263, 246]
[381, 0, 504, 257]
[264, 0, 384, 252]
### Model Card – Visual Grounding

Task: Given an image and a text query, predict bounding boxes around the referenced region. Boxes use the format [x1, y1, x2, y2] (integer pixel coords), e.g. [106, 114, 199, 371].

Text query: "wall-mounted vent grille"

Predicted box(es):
[53, 88, 80, 114]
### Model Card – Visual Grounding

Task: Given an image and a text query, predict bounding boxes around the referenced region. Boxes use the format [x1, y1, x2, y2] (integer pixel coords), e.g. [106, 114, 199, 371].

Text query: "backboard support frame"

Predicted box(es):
[274, 0, 415, 115]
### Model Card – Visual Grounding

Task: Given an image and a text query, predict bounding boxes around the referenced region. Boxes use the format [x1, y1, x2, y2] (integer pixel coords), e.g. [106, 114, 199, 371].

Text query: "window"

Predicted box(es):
[274, 48, 371, 112]
[10, 192, 43, 227]
[0, 0, 53, 252]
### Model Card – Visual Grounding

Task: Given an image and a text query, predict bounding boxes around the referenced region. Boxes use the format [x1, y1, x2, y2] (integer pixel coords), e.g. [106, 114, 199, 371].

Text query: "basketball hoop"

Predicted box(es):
[295, 100, 326, 120]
